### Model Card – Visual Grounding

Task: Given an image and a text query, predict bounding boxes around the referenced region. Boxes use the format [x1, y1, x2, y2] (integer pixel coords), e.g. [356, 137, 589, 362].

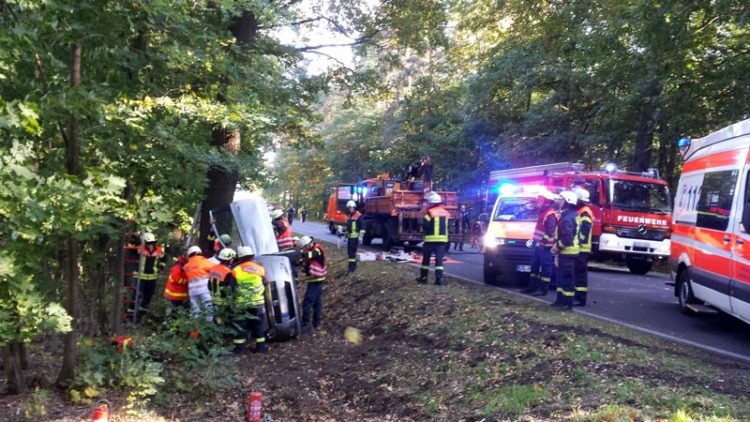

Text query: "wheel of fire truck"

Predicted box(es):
[328, 222, 337, 234]
[483, 257, 498, 285]
[362, 232, 373, 246]
[677, 268, 701, 315]
[625, 255, 653, 275]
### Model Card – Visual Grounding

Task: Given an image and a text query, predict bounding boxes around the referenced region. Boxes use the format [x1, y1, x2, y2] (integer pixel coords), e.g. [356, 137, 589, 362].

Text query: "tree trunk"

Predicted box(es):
[95, 236, 111, 334]
[2, 343, 26, 394]
[631, 75, 661, 171]
[111, 236, 126, 334]
[58, 42, 82, 386]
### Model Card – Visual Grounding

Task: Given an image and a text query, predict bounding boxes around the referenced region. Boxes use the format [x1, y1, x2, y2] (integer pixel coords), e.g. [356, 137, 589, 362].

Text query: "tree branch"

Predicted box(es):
[295, 29, 380, 52]
[302, 50, 354, 72]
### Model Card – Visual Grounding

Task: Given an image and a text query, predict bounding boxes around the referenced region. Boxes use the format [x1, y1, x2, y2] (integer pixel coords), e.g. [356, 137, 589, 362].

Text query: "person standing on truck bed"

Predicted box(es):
[345, 200, 362, 273]
[417, 192, 450, 286]
[524, 191, 560, 296]
[551, 191, 580, 311]
[574, 187, 593, 307]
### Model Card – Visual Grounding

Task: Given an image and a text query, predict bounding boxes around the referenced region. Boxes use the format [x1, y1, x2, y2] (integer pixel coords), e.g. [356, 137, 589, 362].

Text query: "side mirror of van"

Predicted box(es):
[742, 204, 750, 233]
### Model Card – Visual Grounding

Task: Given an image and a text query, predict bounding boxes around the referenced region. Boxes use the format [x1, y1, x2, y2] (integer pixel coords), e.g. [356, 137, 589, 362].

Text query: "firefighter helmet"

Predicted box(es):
[346, 200, 357, 209]
[219, 234, 232, 244]
[237, 246, 255, 258]
[426, 191, 442, 204]
[217, 248, 236, 261]
[143, 232, 156, 243]
[187, 245, 202, 256]
[573, 186, 590, 204]
[560, 190, 578, 206]
[270, 209, 284, 220]
[298, 235, 313, 249]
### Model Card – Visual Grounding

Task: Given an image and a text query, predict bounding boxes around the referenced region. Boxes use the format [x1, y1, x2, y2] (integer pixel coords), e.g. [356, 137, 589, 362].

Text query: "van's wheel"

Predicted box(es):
[483, 256, 497, 285]
[677, 269, 700, 315]
[626, 255, 653, 275]
[328, 222, 337, 234]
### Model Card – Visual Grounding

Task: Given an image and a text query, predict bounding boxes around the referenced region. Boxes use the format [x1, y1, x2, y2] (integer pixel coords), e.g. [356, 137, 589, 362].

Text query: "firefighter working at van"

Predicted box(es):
[231, 246, 269, 354]
[551, 190, 581, 311]
[574, 187, 593, 307]
[208, 248, 237, 324]
[271, 209, 294, 250]
[209, 234, 233, 264]
[183, 245, 216, 321]
[163, 249, 189, 310]
[524, 191, 560, 296]
[417, 191, 450, 286]
[345, 200, 362, 273]
[298, 236, 327, 333]
[131, 232, 165, 314]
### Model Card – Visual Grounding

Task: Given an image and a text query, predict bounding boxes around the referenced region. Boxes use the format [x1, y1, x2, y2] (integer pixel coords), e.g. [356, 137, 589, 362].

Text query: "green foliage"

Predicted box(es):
[21, 387, 51, 421]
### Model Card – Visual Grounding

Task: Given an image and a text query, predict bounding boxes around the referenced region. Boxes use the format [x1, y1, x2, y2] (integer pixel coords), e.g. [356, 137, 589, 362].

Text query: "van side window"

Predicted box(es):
[696, 170, 739, 231]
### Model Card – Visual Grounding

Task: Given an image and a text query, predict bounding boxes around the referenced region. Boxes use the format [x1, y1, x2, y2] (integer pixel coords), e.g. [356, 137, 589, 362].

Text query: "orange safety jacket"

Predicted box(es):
[533, 208, 558, 247]
[276, 219, 294, 250]
[208, 263, 233, 296]
[163, 258, 188, 301]
[304, 243, 327, 282]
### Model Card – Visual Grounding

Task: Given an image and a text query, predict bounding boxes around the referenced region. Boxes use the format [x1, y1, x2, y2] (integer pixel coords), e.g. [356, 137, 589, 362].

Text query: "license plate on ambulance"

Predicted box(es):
[516, 265, 531, 272]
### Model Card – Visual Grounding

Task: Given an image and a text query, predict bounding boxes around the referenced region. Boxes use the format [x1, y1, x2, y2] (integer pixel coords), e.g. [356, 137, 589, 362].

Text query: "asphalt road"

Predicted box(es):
[291, 220, 750, 363]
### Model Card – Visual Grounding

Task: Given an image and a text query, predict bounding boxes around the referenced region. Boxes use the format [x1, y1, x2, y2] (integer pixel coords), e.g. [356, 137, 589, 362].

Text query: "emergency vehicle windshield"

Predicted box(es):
[609, 180, 671, 214]
[492, 197, 539, 222]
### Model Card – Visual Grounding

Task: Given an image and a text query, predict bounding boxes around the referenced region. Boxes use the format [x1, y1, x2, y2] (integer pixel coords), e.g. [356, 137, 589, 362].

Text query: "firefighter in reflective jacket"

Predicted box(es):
[345, 200, 362, 273]
[231, 246, 268, 354]
[417, 191, 450, 286]
[298, 236, 327, 333]
[574, 187, 594, 306]
[163, 250, 189, 308]
[132, 232, 164, 312]
[208, 248, 237, 323]
[524, 191, 560, 296]
[551, 191, 580, 310]
[271, 209, 294, 250]
[183, 245, 216, 321]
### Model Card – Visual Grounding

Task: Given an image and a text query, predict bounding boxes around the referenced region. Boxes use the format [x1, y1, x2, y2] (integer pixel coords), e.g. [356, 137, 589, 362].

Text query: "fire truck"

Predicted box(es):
[483, 162, 672, 284]
[326, 157, 462, 249]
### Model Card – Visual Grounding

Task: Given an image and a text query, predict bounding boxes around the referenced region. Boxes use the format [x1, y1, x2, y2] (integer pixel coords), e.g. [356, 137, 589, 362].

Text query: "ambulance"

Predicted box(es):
[671, 118, 750, 323]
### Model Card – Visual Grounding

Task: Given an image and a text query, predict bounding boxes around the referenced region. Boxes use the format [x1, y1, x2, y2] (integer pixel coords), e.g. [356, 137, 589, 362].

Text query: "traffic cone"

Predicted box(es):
[90, 399, 111, 422]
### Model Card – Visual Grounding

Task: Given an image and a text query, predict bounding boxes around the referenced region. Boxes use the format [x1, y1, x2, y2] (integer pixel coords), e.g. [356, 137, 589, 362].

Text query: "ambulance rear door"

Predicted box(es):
[730, 159, 750, 323]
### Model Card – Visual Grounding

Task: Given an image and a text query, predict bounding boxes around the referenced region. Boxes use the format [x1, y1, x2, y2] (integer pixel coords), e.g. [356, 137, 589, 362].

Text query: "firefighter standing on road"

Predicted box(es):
[271, 209, 294, 250]
[551, 191, 580, 310]
[524, 191, 559, 296]
[298, 236, 327, 333]
[417, 191, 450, 286]
[574, 187, 594, 307]
[345, 200, 362, 273]
[231, 246, 269, 354]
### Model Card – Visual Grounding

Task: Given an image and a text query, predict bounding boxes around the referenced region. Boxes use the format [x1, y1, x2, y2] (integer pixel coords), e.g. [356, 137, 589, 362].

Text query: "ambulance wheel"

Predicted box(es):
[626, 256, 652, 275]
[483, 257, 498, 285]
[677, 269, 699, 315]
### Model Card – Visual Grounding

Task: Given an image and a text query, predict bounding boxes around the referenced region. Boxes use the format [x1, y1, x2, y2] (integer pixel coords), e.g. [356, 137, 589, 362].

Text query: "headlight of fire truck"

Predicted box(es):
[484, 234, 505, 248]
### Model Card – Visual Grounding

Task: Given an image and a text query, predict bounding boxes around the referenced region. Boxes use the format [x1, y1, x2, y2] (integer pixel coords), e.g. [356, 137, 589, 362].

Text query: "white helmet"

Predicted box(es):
[560, 190, 578, 206]
[573, 186, 590, 204]
[346, 200, 357, 209]
[298, 235, 313, 249]
[143, 232, 156, 243]
[237, 245, 255, 258]
[219, 234, 232, 244]
[187, 245, 202, 256]
[426, 191, 442, 204]
[217, 248, 236, 261]
[270, 209, 284, 220]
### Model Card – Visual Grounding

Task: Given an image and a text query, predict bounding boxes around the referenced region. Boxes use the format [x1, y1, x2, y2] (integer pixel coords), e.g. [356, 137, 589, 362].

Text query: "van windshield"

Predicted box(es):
[609, 180, 672, 214]
[492, 197, 540, 222]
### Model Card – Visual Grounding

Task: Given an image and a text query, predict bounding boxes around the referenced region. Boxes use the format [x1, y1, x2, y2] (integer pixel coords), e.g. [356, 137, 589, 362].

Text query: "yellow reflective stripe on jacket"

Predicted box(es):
[232, 262, 266, 306]
[424, 206, 449, 243]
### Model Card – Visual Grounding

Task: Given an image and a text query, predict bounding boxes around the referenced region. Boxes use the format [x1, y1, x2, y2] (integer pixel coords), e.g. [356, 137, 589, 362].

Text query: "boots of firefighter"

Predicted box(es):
[434, 266, 444, 285]
[523, 274, 539, 293]
[416, 267, 428, 283]
[255, 340, 268, 354]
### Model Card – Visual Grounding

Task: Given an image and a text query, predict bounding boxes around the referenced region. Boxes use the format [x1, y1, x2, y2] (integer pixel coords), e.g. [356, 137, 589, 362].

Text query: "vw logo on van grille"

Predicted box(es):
[526, 239, 534, 248]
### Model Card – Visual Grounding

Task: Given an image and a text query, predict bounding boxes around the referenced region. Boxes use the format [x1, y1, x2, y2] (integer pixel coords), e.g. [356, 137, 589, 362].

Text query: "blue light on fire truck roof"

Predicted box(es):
[497, 182, 518, 196]
[604, 163, 617, 173]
